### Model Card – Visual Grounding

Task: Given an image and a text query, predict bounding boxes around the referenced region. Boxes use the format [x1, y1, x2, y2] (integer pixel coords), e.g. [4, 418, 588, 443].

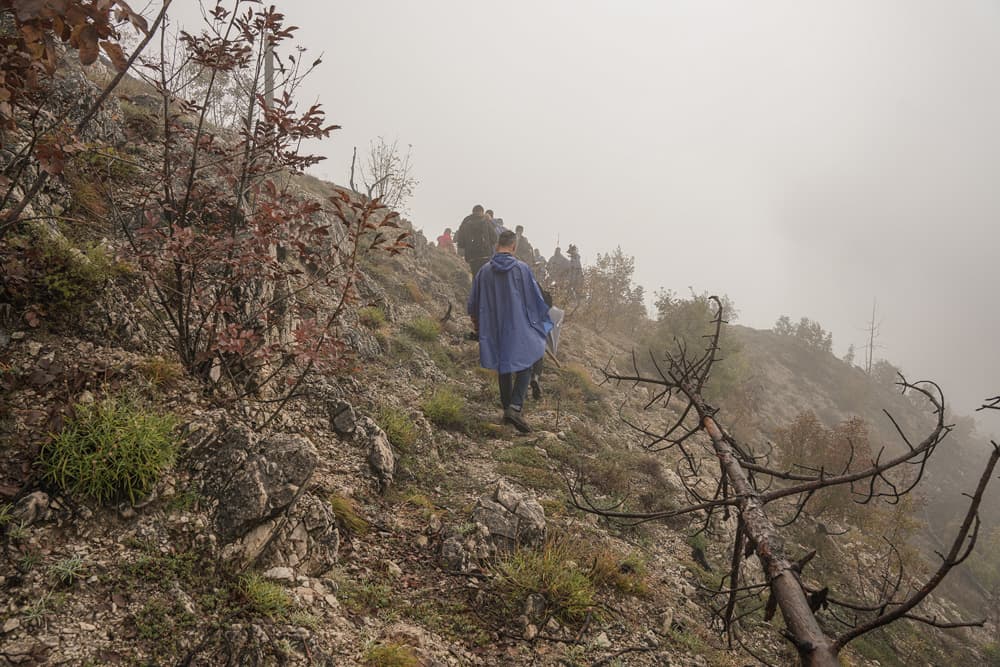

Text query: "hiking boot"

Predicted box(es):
[530, 378, 542, 400]
[504, 406, 532, 433]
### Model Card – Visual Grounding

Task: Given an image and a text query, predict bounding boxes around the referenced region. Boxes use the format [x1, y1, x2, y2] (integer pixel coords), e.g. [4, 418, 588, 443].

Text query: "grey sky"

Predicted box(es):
[175, 1, 1000, 419]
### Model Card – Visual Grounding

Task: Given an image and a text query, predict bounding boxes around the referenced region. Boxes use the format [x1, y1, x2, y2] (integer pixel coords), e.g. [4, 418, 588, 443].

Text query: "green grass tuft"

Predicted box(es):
[421, 388, 466, 429]
[493, 538, 597, 625]
[328, 493, 369, 535]
[362, 642, 420, 667]
[39, 395, 178, 505]
[236, 572, 292, 619]
[359, 306, 387, 329]
[49, 555, 86, 586]
[377, 406, 418, 451]
[405, 316, 441, 341]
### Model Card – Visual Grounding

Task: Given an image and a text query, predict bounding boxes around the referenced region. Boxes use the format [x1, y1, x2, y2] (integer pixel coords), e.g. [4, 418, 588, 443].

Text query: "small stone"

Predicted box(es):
[78, 622, 96, 632]
[659, 609, 674, 636]
[328, 399, 357, 435]
[523, 623, 538, 641]
[523, 593, 547, 621]
[263, 566, 295, 581]
[385, 560, 403, 577]
[415, 535, 429, 548]
[592, 631, 612, 648]
[10, 331, 26, 341]
[13, 491, 50, 526]
[294, 586, 314, 604]
[3, 617, 20, 633]
[323, 594, 339, 609]
[26, 341, 42, 356]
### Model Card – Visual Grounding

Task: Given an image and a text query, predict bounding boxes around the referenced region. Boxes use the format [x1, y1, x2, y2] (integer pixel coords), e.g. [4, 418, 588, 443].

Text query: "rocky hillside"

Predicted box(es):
[1, 58, 997, 667]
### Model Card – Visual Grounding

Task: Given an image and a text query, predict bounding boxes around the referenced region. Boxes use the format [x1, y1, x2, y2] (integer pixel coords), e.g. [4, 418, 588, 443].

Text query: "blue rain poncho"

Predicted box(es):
[468, 252, 553, 373]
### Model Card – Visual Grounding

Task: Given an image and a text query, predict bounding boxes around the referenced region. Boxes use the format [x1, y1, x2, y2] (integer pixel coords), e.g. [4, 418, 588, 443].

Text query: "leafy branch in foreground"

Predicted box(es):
[109, 1, 410, 422]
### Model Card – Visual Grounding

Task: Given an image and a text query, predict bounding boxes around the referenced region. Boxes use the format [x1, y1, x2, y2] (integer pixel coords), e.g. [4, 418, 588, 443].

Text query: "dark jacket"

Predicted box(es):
[455, 213, 498, 263]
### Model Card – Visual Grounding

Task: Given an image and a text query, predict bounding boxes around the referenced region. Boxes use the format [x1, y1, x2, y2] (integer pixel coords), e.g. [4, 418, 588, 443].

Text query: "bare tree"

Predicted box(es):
[864, 298, 881, 375]
[355, 136, 418, 213]
[569, 297, 998, 666]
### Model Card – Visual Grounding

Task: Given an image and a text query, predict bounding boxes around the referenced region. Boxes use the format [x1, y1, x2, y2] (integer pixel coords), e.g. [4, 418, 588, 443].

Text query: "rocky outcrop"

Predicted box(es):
[440, 479, 547, 571]
[472, 479, 547, 556]
[258, 492, 339, 577]
[197, 426, 318, 566]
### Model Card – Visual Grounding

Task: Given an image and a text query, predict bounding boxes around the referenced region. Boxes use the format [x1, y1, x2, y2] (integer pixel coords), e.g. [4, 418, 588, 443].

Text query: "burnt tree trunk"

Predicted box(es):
[702, 415, 840, 666]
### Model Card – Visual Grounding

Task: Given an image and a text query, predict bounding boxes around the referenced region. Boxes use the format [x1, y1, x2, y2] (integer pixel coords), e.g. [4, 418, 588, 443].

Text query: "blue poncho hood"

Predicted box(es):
[468, 253, 552, 373]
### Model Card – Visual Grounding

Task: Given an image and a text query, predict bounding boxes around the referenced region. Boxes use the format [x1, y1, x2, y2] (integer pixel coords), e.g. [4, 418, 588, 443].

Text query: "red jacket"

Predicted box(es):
[437, 231, 455, 251]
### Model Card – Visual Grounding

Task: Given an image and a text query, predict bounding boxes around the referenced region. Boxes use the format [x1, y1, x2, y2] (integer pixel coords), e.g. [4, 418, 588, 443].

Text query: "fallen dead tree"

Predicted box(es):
[569, 296, 999, 666]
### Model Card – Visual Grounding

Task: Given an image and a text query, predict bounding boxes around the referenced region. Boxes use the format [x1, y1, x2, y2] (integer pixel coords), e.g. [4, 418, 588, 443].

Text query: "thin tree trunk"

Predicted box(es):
[702, 415, 840, 666]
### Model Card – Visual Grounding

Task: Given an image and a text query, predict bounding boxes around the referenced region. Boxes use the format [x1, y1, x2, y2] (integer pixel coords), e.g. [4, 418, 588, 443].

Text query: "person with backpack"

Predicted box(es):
[468, 230, 552, 432]
[548, 246, 570, 287]
[454, 204, 498, 276]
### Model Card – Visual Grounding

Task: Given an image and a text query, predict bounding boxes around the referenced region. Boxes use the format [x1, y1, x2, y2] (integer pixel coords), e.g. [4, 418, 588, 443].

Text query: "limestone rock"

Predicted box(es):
[327, 399, 357, 435]
[258, 492, 340, 576]
[200, 426, 318, 564]
[439, 536, 471, 572]
[523, 593, 546, 622]
[472, 479, 546, 556]
[12, 491, 50, 527]
[356, 417, 396, 494]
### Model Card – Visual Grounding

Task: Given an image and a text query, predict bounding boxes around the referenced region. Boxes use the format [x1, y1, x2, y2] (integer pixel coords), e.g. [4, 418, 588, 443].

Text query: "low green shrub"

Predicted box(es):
[362, 642, 420, 667]
[422, 388, 465, 429]
[39, 396, 178, 505]
[136, 356, 185, 390]
[561, 363, 601, 400]
[39, 236, 123, 314]
[377, 406, 418, 451]
[405, 316, 440, 341]
[338, 575, 394, 614]
[358, 306, 387, 329]
[587, 548, 648, 597]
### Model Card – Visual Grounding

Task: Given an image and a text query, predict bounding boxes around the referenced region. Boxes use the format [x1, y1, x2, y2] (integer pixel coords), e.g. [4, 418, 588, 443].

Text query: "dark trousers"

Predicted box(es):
[499, 368, 533, 411]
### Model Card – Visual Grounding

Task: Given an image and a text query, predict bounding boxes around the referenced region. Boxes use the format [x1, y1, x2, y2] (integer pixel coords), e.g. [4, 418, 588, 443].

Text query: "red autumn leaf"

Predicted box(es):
[100, 40, 128, 71]
[77, 24, 99, 65]
[35, 142, 66, 175]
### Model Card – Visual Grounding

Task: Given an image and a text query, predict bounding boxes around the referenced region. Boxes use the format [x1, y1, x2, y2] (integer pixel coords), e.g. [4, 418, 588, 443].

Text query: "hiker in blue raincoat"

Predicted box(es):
[468, 230, 553, 432]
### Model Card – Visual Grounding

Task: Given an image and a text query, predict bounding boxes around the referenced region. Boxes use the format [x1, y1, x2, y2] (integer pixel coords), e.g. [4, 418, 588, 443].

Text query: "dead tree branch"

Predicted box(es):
[568, 296, 999, 666]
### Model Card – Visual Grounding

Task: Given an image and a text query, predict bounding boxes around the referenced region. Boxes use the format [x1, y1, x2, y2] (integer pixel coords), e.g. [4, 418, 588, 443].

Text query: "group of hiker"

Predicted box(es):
[437, 205, 583, 296]
[439, 204, 567, 433]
